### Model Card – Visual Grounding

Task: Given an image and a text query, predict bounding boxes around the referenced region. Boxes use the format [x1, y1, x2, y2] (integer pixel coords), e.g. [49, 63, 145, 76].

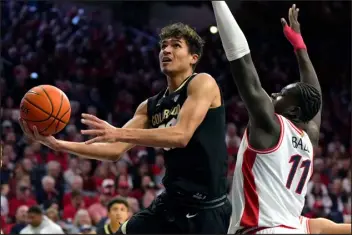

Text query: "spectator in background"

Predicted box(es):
[126, 197, 140, 218]
[8, 180, 37, 219]
[327, 179, 345, 221]
[63, 175, 91, 208]
[45, 207, 60, 224]
[63, 190, 86, 222]
[45, 161, 64, 204]
[8, 205, 28, 235]
[72, 209, 95, 234]
[225, 123, 241, 155]
[1, 190, 9, 219]
[307, 173, 332, 213]
[96, 198, 129, 234]
[20, 205, 64, 234]
[87, 179, 116, 225]
[151, 153, 165, 185]
[37, 176, 59, 208]
[64, 157, 81, 186]
[80, 160, 96, 192]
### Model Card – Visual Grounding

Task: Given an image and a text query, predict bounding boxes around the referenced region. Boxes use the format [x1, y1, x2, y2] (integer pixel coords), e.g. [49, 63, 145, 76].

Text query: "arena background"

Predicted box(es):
[0, 0, 351, 233]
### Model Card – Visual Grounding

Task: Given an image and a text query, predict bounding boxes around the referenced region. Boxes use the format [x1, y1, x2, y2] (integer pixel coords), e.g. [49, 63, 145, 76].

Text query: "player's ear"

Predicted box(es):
[190, 54, 199, 66]
[286, 106, 301, 120]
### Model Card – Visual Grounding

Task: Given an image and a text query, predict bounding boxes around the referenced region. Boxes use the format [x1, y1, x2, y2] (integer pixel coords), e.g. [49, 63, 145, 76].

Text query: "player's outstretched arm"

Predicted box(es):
[309, 218, 351, 234]
[19, 100, 149, 162]
[282, 4, 322, 140]
[212, 1, 280, 147]
[81, 73, 218, 149]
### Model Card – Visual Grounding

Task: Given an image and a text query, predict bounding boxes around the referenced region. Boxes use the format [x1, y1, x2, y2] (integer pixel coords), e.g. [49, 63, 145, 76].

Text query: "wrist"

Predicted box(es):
[284, 25, 306, 51]
[54, 139, 65, 151]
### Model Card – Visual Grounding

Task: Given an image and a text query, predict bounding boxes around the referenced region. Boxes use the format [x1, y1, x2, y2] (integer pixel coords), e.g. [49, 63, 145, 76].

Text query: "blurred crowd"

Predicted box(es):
[1, 0, 351, 234]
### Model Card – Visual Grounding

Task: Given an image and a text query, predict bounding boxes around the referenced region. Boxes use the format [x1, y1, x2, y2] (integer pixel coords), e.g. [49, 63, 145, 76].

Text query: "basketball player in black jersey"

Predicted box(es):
[19, 23, 231, 234]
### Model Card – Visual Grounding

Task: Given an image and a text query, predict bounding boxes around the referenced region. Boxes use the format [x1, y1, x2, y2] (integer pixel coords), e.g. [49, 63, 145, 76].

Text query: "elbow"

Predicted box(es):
[107, 153, 122, 162]
[175, 129, 192, 148]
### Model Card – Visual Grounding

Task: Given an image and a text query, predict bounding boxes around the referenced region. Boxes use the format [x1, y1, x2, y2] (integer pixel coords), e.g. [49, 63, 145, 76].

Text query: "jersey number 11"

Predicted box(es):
[285, 154, 311, 195]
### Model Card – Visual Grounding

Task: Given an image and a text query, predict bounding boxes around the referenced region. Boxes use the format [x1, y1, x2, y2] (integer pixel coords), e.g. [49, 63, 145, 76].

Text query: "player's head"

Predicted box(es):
[27, 205, 43, 227]
[271, 82, 321, 123]
[107, 197, 129, 225]
[159, 22, 205, 75]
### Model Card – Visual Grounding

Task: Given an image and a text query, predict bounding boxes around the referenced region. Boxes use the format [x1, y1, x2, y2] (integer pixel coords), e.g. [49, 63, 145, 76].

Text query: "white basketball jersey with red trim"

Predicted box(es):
[228, 114, 314, 233]
[299, 216, 311, 234]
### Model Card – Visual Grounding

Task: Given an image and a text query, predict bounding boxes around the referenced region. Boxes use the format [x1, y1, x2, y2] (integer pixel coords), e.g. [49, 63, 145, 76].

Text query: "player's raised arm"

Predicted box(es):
[19, 100, 149, 162]
[212, 2, 280, 147]
[81, 73, 219, 148]
[281, 4, 322, 138]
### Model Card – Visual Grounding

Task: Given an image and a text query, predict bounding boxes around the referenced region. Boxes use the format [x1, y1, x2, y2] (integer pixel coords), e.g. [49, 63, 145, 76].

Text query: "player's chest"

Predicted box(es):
[150, 94, 185, 128]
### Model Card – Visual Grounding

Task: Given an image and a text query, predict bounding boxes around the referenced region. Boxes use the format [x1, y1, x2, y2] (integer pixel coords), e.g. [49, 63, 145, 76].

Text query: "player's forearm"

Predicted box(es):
[212, 2, 262, 99]
[324, 224, 352, 234]
[114, 126, 188, 148]
[56, 140, 122, 161]
[295, 49, 321, 93]
[212, 1, 250, 62]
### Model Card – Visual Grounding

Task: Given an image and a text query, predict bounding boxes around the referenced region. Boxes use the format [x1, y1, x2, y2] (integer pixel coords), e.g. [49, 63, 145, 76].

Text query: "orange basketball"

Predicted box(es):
[20, 85, 71, 136]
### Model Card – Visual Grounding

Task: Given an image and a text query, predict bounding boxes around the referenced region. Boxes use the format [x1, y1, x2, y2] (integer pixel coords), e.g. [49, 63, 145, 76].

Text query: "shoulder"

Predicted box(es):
[95, 226, 105, 234]
[20, 226, 31, 234]
[187, 73, 219, 94]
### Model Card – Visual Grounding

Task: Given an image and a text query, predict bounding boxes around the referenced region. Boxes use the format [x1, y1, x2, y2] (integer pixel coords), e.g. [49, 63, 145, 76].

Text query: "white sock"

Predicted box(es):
[212, 1, 250, 61]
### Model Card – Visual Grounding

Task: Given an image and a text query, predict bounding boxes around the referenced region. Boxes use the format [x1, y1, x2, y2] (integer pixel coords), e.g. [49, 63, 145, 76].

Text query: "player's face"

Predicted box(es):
[27, 213, 42, 227]
[108, 203, 129, 225]
[271, 83, 299, 117]
[159, 38, 198, 75]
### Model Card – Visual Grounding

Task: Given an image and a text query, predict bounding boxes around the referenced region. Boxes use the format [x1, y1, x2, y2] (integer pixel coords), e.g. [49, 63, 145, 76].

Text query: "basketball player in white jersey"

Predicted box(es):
[212, 2, 322, 234]
[299, 216, 351, 234]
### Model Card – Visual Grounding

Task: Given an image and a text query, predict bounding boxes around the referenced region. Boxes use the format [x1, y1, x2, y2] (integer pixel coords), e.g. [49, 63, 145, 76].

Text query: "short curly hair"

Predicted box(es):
[159, 22, 205, 69]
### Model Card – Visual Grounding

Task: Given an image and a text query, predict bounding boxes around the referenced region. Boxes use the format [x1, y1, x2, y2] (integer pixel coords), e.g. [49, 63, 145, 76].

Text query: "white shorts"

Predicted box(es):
[255, 227, 305, 234]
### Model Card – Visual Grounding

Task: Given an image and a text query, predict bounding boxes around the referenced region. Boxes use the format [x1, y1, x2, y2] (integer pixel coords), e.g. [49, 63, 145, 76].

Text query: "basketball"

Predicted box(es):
[20, 85, 71, 136]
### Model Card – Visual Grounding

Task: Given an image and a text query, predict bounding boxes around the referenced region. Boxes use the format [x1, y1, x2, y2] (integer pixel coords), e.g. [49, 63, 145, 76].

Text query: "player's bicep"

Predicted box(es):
[176, 74, 217, 138]
[229, 54, 277, 132]
[110, 100, 149, 155]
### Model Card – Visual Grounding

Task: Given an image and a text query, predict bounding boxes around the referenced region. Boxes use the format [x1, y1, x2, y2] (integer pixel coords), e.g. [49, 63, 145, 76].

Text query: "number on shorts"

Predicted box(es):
[285, 154, 311, 194]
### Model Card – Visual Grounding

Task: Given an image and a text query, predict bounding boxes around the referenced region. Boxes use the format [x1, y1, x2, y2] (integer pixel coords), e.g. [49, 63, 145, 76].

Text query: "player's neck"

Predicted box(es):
[109, 223, 120, 233]
[166, 70, 194, 93]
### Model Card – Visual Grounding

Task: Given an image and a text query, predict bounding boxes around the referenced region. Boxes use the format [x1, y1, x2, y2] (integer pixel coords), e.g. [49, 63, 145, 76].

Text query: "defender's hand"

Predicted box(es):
[281, 4, 306, 51]
[281, 4, 300, 33]
[81, 113, 119, 144]
[18, 118, 60, 151]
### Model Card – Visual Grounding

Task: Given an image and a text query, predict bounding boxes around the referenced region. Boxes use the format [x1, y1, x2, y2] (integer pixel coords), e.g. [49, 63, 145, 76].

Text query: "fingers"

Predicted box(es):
[81, 118, 103, 129]
[295, 8, 299, 21]
[281, 18, 288, 27]
[81, 113, 103, 123]
[19, 118, 35, 139]
[290, 4, 299, 21]
[32, 126, 41, 139]
[84, 137, 103, 145]
[81, 129, 105, 136]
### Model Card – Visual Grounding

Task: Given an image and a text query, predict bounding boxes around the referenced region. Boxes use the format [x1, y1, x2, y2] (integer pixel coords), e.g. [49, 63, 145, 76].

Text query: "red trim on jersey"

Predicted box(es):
[240, 148, 259, 227]
[309, 148, 314, 179]
[306, 219, 311, 234]
[240, 224, 296, 234]
[286, 118, 304, 136]
[245, 114, 284, 154]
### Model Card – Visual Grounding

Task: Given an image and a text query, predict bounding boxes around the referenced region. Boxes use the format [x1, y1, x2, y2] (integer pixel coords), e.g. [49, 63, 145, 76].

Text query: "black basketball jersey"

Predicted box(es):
[147, 74, 228, 202]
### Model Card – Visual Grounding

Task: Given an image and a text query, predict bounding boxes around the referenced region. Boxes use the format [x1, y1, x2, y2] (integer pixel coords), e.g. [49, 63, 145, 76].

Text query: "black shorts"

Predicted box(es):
[117, 192, 232, 234]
